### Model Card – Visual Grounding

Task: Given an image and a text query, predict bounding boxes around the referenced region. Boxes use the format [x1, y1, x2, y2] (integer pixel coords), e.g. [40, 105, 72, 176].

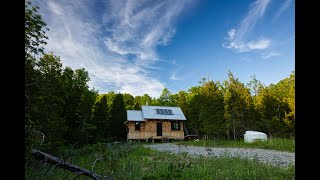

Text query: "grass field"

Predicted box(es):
[25, 141, 295, 179]
[175, 138, 295, 152]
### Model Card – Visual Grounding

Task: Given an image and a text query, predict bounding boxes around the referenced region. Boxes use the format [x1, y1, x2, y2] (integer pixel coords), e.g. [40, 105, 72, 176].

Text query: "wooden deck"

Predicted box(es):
[149, 136, 181, 143]
[149, 136, 175, 139]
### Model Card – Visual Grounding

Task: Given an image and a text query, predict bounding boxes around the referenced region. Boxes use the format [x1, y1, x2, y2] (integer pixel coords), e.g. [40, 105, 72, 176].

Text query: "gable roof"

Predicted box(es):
[126, 105, 187, 121]
[127, 110, 144, 121]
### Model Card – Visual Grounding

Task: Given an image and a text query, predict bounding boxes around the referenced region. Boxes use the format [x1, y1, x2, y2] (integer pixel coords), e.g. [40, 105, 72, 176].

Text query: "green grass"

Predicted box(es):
[175, 138, 295, 152]
[26, 143, 294, 179]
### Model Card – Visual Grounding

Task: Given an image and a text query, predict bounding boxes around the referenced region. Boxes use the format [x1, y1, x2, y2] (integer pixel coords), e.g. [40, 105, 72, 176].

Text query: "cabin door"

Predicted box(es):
[157, 122, 162, 136]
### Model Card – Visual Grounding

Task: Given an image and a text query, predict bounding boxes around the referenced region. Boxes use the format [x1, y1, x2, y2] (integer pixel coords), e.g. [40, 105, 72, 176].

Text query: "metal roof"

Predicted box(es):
[141, 105, 187, 120]
[127, 110, 144, 121]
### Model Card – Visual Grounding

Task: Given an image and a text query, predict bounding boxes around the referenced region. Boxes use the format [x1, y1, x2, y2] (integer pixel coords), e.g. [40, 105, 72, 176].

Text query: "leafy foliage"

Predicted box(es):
[109, 94, 127, 140]
[25, 1, 294, 167]
[157, 88, 178, 106]
[25, 1, 48, 56]
[90, 95, 109, 142]
[181, 71, 295, 140]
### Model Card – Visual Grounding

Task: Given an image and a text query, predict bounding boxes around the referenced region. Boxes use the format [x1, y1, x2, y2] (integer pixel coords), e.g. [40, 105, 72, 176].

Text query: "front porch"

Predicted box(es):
[128, 135, 184, 143]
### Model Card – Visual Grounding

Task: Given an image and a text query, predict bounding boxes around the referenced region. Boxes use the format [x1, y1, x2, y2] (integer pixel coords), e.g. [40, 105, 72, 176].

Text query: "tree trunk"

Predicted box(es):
[31, 149, 112, 180]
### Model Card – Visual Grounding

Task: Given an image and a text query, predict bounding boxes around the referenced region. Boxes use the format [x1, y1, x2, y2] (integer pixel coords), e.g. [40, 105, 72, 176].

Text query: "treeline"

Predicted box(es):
[155, 73, 294, 140]
[122, 71, 295, 140]
[25, 1, 294, 158]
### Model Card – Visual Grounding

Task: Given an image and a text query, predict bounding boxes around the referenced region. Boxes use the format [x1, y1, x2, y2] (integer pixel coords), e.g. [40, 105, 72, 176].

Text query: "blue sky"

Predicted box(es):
[34, 0, 295, 98]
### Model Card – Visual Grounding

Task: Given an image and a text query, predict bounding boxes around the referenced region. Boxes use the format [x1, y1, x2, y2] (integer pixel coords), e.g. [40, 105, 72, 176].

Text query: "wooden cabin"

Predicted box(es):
[124, 105, 187, 142]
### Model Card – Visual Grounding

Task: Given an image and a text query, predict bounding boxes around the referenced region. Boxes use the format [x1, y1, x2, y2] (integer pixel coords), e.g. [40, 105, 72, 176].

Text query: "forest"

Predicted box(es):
[25, 1, 294, 163]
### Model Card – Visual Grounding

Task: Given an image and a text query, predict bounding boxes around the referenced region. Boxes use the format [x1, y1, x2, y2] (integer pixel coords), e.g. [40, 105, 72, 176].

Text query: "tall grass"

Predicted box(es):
[26, 143, 294, 179]
[25, 142, 138, 179]
[176, 138, 295, 152]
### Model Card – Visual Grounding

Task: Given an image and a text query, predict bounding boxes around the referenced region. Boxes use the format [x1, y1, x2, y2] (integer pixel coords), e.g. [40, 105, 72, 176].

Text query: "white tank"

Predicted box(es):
[244, 131, 267, 143]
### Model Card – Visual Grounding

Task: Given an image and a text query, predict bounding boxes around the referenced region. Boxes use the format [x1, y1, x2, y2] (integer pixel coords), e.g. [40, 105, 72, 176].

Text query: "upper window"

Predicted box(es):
[171, 122, 180, 131]
[135, 122, 141, 131]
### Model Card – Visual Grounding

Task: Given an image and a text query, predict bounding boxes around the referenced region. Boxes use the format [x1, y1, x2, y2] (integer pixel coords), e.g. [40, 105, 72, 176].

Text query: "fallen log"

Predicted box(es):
[31, 149, 112, 180]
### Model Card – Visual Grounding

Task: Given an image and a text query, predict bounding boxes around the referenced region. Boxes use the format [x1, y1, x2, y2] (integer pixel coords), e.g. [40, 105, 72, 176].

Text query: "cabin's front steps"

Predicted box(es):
[128, 136, 183, 143]
[162, 137, 169, 143]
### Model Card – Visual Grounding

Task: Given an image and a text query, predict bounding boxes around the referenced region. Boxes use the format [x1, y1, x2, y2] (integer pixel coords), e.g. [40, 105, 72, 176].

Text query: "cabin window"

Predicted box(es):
[171, 122, 180, 131]
[135, 122, 141, 131]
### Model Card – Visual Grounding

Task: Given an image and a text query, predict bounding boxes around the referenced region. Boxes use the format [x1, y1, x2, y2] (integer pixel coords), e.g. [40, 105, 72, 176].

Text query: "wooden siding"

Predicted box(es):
[126, 120, 184, 140]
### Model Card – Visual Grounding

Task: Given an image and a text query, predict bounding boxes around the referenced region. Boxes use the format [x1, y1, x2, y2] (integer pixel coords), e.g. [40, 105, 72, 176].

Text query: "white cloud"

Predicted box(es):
[170, 73, 180, 81]
[35, 0, 192, 98]
[47, 1, 63, 15]
[223, 0, 271, 52]
[273, 0, 292, 21]
[101, 0, 192, 66]
[104, 38, 129, 56]
[224, 38, 270, 52]
[262, 51, 281, 59]
[169, 65, 184, 81]
[227, 29, 236, 40]
[247, 39, 271, 50]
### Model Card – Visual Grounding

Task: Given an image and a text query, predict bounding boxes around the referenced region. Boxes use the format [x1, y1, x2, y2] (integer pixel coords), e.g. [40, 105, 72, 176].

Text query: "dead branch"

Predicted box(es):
[38, 131, 45, 146]
[92, 155, 104, 173]
[25, 94, 30, 106]
[32, 149, 113, 180]
[71, 142, 79, 149]
[25, 82, 37, 87]
[32, 130, 45, 146]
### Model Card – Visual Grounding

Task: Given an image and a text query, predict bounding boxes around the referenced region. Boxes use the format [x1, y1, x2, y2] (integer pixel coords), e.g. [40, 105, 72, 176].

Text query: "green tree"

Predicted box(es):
[123, 93, 134, 110]
[109, 94, 127, 140]
[134, 96, 141, 106]
[199, 81, 225, 138]
[132, 101, 141, 110]
[255, 73, 293, 137]
[177, 91, 187, 113]
[284, 72, 295, 135]
[141, 94, 153, 106]
[25, 1, 50, 158]
[79, 88, 98, 146]
[247, 75, 264, 97]
[90, 95, 109, 142]
[134, 94, 153, 107]
[223, 71, 256, 140]
[31, 53, 67, 152]
[256, 89, 282, 136]
[157, 88, 177, 106]
[185, 93, 202, 135]
[61, 67, 92, 144]
[25, 1, 49, 56]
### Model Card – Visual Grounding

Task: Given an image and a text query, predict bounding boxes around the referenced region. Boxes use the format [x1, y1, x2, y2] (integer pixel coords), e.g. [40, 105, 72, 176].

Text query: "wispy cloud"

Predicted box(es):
[101, 0, 192, 66]
[170, 73, 180, 81]
[35, 0, 192, 97]
[247, 39, 271, 50]
[223, 0, 271, 52]
[172, 60, 177, 65]
[273, 0, 292, 21]
[169, 64, 184, 81]
[261, 51, 281, 59]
